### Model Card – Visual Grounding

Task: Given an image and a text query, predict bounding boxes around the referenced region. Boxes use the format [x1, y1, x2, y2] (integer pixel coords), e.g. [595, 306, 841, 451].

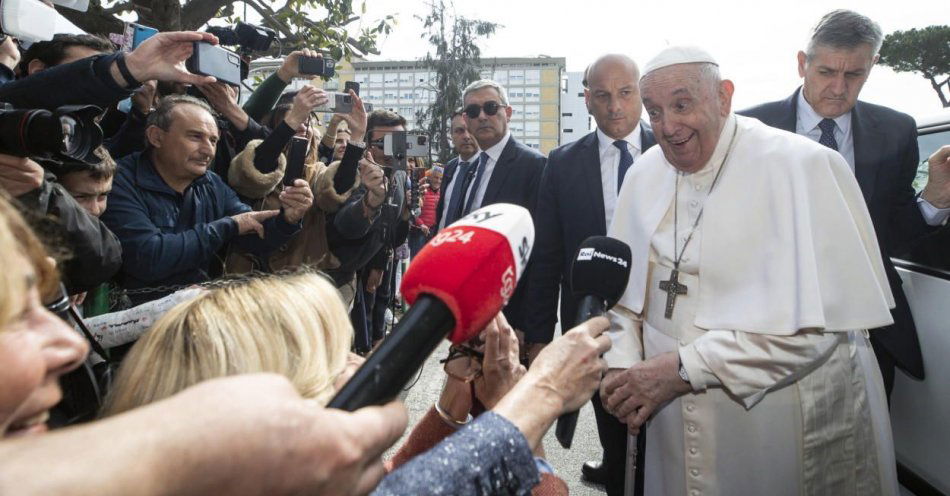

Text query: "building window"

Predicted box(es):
[562, 112, 572, 117]
[564, 129, 574, 133]
[369, 73, 383, 84]
[525, 122, 540, 135]
[384, 73, 397, 84]
[577, 92, 583, 97]
[524, 105, 540, 119]
[398, 73, 412, 85]
[355, 74, 368, 85]
[493, 70, 508, 85]
[509, 69, 525, 85]
[525, 69, 540, 85]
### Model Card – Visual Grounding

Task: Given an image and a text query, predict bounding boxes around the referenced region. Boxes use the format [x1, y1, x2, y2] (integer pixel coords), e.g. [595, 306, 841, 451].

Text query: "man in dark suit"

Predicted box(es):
[435, 109, 480, 231]
[522, 54, 655, 494]
[741, 9, 950, 399]
[442, 79, 546, 331]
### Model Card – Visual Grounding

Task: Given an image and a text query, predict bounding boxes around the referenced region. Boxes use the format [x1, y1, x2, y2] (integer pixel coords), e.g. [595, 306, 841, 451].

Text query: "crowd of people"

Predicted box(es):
[0, 6, 949, 496]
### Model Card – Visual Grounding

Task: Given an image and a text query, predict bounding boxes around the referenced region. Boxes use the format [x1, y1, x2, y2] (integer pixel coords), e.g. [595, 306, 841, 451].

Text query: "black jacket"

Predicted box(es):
[17, 175, 122, 294]
[740, 88, 929, 379]
[522, 126, 656, 343]
[437, 136, 546, 330]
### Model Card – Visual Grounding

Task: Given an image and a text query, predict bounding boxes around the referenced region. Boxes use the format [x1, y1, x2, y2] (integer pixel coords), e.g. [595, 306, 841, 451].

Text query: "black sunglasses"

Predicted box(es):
[463, 101, 504, 119]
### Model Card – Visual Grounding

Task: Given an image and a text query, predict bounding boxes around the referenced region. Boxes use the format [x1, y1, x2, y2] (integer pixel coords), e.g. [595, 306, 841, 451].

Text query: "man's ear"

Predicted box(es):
[504, 104, 513, 122]
[719, 79, 735, 115]
[797, 51, 807, 79]
[27, 59, 46, 75]
[145, 125, 164, 149]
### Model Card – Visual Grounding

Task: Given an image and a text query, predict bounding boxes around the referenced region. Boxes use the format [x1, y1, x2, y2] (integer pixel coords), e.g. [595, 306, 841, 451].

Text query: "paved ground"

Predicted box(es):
[391, 340, 608, 495]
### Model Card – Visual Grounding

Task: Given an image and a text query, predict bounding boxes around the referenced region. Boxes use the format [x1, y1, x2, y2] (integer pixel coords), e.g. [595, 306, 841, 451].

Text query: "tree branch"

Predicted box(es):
[179, 0, 232, 31]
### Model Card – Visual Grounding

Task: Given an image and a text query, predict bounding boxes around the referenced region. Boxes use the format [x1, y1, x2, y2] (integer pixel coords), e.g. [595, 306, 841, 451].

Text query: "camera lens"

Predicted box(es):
[0, 105, 103, 163]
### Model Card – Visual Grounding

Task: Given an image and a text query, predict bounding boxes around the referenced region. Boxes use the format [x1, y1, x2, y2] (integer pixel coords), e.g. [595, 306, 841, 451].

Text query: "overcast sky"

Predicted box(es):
[353, 0, 947, 120]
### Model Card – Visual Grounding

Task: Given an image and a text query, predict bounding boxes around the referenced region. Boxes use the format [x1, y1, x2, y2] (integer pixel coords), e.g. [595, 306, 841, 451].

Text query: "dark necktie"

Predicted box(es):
[818, 118, 838, 151]
[443, 160, 471, 226]
[614, 140, 634, 193]
[462, 152, 491, 215]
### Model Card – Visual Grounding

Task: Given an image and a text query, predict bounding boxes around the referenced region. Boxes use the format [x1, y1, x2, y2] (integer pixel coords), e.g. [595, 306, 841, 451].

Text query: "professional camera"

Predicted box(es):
[206, 22, 276, 54]
[0, 103, 104, 164]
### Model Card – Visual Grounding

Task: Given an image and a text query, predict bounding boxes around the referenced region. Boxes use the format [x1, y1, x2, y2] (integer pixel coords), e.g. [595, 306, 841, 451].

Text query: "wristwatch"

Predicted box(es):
[678, 360, 690, 384]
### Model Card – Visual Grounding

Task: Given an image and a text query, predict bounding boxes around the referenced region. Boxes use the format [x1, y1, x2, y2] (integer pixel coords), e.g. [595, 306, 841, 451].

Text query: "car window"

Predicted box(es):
[895, 126, 950, 273]
[912, 128, 950, 193]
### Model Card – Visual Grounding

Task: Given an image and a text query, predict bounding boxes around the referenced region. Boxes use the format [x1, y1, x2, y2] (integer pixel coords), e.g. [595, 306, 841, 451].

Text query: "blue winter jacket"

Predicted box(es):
[102, 151, 300, 301]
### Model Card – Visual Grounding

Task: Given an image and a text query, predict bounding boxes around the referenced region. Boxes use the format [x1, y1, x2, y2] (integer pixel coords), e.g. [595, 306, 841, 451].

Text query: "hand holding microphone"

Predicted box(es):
[329, 203, 535, 411]
[556, 236, 632, 448]
[491, 316, 611, 453]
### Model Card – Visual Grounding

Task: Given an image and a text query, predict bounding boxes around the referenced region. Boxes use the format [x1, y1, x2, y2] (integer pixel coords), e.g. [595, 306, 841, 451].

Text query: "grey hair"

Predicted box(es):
[806, 10, 883, 59]
[462, 79, 509, 106]
[697, 63, 722, 93]
[147, 94, 215, 131]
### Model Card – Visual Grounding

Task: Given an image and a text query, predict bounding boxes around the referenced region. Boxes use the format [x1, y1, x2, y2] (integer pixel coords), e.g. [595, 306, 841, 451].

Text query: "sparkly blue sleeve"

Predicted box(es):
[372, 412, 541, 496]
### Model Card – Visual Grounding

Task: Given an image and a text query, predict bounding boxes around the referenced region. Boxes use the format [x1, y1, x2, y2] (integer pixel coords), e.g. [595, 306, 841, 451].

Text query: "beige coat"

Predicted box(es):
[225, 139, 359, 273]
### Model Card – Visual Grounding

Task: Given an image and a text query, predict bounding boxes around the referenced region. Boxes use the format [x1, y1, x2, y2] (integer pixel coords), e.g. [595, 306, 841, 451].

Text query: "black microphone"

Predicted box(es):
[555, 236, 632, 449]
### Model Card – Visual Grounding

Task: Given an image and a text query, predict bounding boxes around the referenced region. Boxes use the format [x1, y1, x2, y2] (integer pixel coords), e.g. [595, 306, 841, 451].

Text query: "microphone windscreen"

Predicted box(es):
[570, 236, 632, 309]
[401, 203, 534, 344]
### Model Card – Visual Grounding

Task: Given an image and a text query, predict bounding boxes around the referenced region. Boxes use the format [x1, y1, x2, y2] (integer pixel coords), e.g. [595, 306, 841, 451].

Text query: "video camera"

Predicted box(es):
[205, 22, 276, 54]
[0, 103, 104, 164]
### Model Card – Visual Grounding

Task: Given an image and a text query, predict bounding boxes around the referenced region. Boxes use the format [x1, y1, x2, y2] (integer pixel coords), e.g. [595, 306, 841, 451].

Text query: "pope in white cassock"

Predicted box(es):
[600, 46, 899, 496]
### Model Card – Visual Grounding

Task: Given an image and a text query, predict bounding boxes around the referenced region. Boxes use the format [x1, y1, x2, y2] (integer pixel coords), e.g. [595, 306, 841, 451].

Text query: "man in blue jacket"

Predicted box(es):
[102, 95, 312, 303]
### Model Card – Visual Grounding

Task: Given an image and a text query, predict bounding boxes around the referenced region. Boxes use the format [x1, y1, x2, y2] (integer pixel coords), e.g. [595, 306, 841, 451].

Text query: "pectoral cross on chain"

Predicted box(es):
[658, 269, 688, 319]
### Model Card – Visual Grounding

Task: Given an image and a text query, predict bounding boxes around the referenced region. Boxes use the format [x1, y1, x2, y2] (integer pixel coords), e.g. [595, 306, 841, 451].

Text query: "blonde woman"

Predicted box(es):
[103, 267, 612, 495]
[103, 272, 353, 414]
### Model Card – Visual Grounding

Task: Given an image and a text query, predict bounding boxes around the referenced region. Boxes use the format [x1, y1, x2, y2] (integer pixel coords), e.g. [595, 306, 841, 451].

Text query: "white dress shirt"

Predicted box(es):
[796, 92, 949, 226]
[597, 124, 642, 228]
[466, 131, 511, 212]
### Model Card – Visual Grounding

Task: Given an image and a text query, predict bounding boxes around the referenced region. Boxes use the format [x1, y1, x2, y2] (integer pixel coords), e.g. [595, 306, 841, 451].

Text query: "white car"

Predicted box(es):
[891, 109, 950, 496]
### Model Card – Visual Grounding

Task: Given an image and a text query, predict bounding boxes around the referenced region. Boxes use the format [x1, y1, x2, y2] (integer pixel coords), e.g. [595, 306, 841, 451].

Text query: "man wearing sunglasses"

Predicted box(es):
[522, 54, 656, 494]
[448, 79, 546, 332]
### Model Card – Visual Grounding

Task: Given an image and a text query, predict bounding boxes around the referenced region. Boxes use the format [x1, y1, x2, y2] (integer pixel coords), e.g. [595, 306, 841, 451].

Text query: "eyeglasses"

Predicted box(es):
[440, 344, 485, 383]
[463, 101, 504, 119]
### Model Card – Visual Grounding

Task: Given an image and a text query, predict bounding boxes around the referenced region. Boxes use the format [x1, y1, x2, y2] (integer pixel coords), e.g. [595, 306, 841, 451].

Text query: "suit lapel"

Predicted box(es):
[482, 138, 518, 205]
[777, 89, 799, 132]
[851, 102, 881, 204]
[580, 132, 607, 234]
[436, 157, 460, 227]
[640, 123, 657, 151]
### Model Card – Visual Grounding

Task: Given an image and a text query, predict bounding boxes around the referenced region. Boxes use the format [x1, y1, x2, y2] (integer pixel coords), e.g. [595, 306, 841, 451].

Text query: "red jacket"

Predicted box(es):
[415, 188, 441, 228]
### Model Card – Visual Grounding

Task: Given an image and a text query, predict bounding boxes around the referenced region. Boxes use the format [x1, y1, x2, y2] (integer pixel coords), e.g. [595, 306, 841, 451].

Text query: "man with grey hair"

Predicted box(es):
[102, 95, 313, 303]
[602, 45, 898, 494]
[450, 78, 545, 330]
[522, 54, 656, 493]
[742, 9, 950, 399]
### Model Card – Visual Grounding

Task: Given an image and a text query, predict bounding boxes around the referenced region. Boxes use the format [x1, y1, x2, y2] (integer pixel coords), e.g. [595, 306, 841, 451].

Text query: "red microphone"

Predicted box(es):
[328, 203, 534, 411]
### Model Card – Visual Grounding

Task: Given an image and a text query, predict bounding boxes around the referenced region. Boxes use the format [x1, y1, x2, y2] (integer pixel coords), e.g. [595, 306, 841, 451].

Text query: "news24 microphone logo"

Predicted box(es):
[577, 248, 629, 268]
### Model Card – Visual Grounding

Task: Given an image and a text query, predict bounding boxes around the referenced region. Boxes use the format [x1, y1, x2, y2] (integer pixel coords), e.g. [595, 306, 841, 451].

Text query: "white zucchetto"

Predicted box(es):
[642, 46, 719, 77]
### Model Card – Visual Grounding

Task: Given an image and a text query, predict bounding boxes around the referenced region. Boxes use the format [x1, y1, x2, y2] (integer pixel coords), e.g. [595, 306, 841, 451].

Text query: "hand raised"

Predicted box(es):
[279, 179, 314, 223]
[474, 313, 526, 409]
[124, 31, 219, 86]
